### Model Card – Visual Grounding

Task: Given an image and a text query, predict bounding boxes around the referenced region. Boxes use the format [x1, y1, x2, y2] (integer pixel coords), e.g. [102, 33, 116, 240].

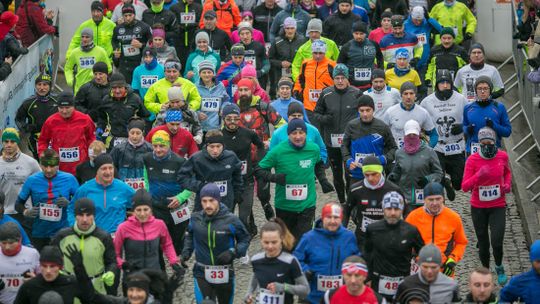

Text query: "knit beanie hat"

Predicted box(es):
[40, 245, 64, 266]
[440, 27, 455, 38]
[400, 81, 417, 95]
[333, 64, 349, 78]
[287, 102, 304, 116]
[57, 91, 75, 107]
[287, 118, 307, 134]
[423, 182, 445, 198]
[1, 128, 20, 144]
[0, 222, 21, 242]
[477, 127, 496, 142]
[165, 110, 183, 123]
[306, 18, 323, 33]
[38, 291, 64, 304]
[200, 183, 221, 201]
[418, 244, 442, 265]
[222, 103, 241, 117]
[371, 68, 385, 80]
[361, 155, 383, 173]
[311, 39, 327, 53]
[382, 191, 405, 210]
[127, 118, 146, 132]
[92, 62, 108, 74]
[283, 17, 297, 28]
[198, 60, 215, 73]
[195, 31, 209, 43]
[241, 64, 257, 78]
[93, 153, 114, 170]
[132, 188, 153, 208]
[469, 42, 485, 55]
[35, 73, 52, 85]
[81, 28, 94, 40]
[352, 21, 368, 33]
[530, 240, 540, 262]
[152, 130, 170, 146]
[357, 94, 374, 110]
[168, 86, 185, 102]
[74, 198, 96, 216]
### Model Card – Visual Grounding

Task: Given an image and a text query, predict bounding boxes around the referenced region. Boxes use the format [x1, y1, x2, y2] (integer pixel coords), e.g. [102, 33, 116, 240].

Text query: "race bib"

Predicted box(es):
[141, 75, 158, 88]
[204, 265, 229, 284]
[258, 288, 285, 304]
[59, 147, 80, 163]
[354, 68, 371, 81]
[317, 275, 342, 292]
[410, 258, 419, 275]
[285, 184, 308, 201]
[2, 275, 23, 291]
[79, 57, 95, 69]
[241, 160, 247, 175]
[444, 143, 462, 155]
[355, 153, 373, 164]
[415, 189, 424, 205]
[39, 203, 62, 222]
[124, 178, 145, 190]
[180, 12, 196, 24]
[122, 44, 140, 57]
[214, 180, 228, 197]
[479, 184, 501, 201]
[170, 205, 191, 224]
[361, 216, 376, 232]
[378, 275, 403, 296]
[471, 142, 481, 154]
[245, 56, 257, 67]
[416, 33, 427, 45]
[330, 134, 344, 148]
[201, 97, 221, 112]
[308, 89, 322, 102]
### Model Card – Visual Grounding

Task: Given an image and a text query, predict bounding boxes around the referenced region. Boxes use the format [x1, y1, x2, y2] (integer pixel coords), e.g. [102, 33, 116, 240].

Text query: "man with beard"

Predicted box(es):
[342, 95, 397, 184]
[178, 130, 244, 212]
[75, 62, 111, 122]
[112, 4, 152, 83]
[363, 191, 424, 301]
[15, 74, 59, 158]
[221, 103, 265, 236]
[15, 149, 79, 251]
[364, 69, 400, 120]
[420, 69, 467, 200]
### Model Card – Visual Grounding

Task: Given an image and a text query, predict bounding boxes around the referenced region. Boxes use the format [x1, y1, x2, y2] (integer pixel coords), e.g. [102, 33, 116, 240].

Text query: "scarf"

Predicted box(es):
[364, 174, 385, 190]
[403, 136, 421, 154]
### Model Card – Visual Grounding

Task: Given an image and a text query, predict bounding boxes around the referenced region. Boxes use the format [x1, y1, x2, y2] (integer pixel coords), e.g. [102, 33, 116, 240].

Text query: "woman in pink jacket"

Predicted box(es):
[461, 127, 511, 286]
[114, 189, 184, 275]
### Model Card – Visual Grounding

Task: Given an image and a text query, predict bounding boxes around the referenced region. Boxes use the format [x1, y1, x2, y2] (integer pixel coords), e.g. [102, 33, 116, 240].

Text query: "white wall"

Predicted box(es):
[475, 0, 513, 62]
[47, 0, 96, 64]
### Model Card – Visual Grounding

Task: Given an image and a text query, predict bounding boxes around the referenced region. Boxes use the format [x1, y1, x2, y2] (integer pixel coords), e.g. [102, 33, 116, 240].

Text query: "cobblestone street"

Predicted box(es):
[172, 176, 532, 303]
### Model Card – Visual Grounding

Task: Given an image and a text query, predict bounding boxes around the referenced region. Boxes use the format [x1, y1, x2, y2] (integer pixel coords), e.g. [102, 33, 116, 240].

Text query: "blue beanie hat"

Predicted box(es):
[287, 118, 307, 135]
[531, 240, 540, 262]
[200, 183, 221, 201]
[423, 182, 445, 198]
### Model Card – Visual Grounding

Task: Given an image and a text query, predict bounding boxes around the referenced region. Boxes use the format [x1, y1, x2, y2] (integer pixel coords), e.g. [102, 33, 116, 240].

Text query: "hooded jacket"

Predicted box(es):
[182, 203, 250, 278]
[114, 215, 178, 270]
[293, 220, 360, 303]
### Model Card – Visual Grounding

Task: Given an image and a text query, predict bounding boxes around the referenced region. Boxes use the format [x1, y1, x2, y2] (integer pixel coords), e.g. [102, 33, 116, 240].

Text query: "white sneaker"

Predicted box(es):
[240, 254, 250, 265]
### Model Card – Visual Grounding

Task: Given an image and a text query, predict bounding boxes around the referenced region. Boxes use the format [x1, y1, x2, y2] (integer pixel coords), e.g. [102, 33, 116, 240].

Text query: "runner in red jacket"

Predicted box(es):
[38, 92, 96, 175]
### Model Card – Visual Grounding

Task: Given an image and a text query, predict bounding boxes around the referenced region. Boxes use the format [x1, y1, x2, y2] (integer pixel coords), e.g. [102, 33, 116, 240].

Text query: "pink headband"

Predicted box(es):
[341, 262, 368, 276]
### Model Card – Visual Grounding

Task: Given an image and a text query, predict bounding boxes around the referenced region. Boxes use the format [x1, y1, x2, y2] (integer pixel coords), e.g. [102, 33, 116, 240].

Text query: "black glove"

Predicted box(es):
[450, 123, 463, 135]
[416, 176, 429, 188]
[24, 206, 40, 219]
[485, 118, 494, 128]
[320, 179, 335, 193]
[464, 32, 473, 40]
[304, 270, 313, 282]
[65, 244, 83, 268]
[55, 197, 69, 208]
[216, 249, 235, 265]
[270, 173, 286, 186]
[467, 124, 475, 135]
[171, 263, 186, 281]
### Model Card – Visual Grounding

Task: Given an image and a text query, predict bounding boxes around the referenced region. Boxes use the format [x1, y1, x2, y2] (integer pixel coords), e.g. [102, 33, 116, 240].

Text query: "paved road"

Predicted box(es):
[172, 177, 532, 303]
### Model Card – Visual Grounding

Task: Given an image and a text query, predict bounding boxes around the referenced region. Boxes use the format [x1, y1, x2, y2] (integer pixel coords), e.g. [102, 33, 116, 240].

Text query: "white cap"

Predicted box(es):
[404, 119, 421, 136]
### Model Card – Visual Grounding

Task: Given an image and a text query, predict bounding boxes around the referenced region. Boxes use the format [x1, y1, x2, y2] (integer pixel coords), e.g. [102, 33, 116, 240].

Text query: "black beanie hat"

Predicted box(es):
[92, 61, 108, 74]
[93, 153, 114, 170]
[132, 189, 153, 208]
[357, 94, 375, 109]
[287, 102, 304, 116]
[0, 222, 21, 242]
[74, 198, 95, 216]
[40, 245, 64, 266]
